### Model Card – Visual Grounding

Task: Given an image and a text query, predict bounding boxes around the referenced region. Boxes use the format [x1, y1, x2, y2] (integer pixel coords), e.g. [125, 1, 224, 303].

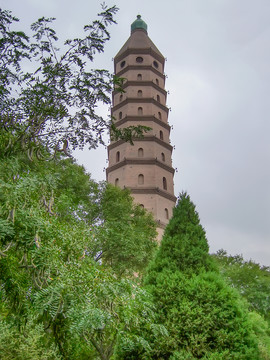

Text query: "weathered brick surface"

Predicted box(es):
[107, 27, 176, 235]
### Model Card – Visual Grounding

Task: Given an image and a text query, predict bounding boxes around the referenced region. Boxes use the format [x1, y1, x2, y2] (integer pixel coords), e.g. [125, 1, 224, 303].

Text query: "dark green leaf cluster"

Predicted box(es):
[146, 192, 216, 278]
[0, 146, 158, 359]
[134, 192, 262, 359]
[110, 122, 151, 145]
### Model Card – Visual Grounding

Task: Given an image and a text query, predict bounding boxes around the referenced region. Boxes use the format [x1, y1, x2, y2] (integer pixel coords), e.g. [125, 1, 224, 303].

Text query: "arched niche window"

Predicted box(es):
[115, 178, 119, 186]
[161, 152, 165, 162]
[157, 94, 160, 102]
[159, 130, 164, 140]
[119, 111, 122, 120]
[163, 177, 167, 190]
[138, 174, 144, 185]
[156, 78, 159, 86]
[165, 208, 169, 219]
[119, 94, 123, 102]
[137, 90, 142, 97]
[158, 111, 162, 120]
[140, 204, 144, 208]
[138, 107, 143, 115]
[116, 151, 120, 162]
[138, 148, 144, 157]
[137, 74, 142, 81]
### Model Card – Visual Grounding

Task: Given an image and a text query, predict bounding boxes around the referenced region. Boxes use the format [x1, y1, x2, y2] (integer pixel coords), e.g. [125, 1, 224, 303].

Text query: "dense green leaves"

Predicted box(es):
[146, 192, 216, 279]
[140, 192, 261, 359]
[145, 270, 259, 359]
[0, 148, 158, 359]
[1, 158, 268, 359]
[214, 250, 270, 323]
[0, 317, 62, 360]
[0, 7, 157, 358]
[94, 184, 157, 275]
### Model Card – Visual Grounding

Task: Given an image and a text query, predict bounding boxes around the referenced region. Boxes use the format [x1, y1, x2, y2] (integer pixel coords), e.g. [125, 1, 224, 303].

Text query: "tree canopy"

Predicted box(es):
[139, 193, 261, 359]
[0, 6, 149, 160]
[0, 146, 159, 359]
[0, 7, 158, 359]
[213, 250, 270, 324]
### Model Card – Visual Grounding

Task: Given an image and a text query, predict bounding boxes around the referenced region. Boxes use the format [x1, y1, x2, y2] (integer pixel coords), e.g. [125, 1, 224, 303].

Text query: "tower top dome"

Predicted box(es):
[131, 15, 148, 33]
[114, 14, 164, 62]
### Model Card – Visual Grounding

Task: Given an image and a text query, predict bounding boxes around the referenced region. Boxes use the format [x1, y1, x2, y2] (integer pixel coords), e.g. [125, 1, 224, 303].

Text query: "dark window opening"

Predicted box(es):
[153, 60, 159, 68]
[136, 56, 143, 63]
[120, 60, 126, 68]
[160, 130, 164, 140]
[116, 151, 120, 162]
[163, 177, 167, 190]
[138, 174, 144, 185]
[161, 152, 165, 161]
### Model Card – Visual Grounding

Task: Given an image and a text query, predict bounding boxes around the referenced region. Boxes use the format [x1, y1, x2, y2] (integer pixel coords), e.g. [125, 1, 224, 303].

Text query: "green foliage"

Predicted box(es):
[0, 6, 150, 159]
[0, 317, 62, 359]
[213, 250, 270, 323]
[146, 192, 216, 279]
[139, 192, 260, 359]
[145, 270, 259, 359]
[110, 121, 152, 145]
[93, 184, 157, 276]
[69, 278, 161, 360]
[0, 148, 157, 359]
[0, 6, 155, 359]
[248, 312, 270, 360]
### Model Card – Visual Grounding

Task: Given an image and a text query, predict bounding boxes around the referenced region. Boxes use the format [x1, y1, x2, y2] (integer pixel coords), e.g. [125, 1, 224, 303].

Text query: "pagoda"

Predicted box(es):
[106, 15, 176, 238]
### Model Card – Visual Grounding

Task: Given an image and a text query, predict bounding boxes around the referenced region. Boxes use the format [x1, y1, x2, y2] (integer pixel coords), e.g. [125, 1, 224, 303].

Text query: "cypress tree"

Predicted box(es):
[143, 192, 260, 359]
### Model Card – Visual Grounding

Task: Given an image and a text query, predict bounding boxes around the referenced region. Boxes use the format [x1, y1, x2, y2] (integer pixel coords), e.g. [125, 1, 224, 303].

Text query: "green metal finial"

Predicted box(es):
[131, 14, 148, 33]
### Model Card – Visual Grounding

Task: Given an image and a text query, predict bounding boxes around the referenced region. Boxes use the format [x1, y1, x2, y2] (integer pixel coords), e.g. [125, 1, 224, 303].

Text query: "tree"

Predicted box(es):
[0, 147, 158, 359]
[92, 184, 157, 276]
[0, 6, 149, 159]
[137, 192, 260, 359]
[213, 250, 270, 324]
[0, 317, 62, 360]
[0, 7, 156, 358]
[68, 277, 162, 360]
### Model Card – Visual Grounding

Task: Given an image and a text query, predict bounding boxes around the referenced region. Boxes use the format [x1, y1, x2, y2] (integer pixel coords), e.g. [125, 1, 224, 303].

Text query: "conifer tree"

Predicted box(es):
[141, 192, 260, 359]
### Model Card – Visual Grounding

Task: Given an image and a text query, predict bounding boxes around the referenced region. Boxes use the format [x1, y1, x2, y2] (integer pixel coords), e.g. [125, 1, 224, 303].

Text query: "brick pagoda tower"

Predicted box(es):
[106, 15, 176, 239]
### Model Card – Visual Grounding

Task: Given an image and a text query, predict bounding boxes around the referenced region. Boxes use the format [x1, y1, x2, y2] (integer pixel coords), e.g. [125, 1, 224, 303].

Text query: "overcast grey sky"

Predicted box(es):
[3, 0, 270, 265]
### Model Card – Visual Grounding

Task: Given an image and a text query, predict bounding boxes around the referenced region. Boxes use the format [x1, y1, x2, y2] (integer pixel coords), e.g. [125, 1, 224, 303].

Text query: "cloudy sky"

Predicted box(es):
[4, 0, 270, 265]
